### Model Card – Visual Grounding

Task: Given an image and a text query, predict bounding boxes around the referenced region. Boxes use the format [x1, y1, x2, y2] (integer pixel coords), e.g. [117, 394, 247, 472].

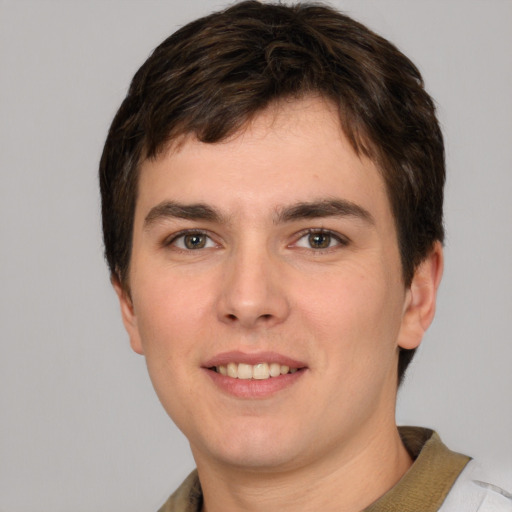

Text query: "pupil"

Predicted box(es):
[309, 233, 330, 249]
[185, 234, 206, 249]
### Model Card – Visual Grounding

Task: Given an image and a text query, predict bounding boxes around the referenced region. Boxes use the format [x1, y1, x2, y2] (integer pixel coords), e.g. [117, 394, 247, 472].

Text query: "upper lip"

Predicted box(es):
[203, 351, 307, 369]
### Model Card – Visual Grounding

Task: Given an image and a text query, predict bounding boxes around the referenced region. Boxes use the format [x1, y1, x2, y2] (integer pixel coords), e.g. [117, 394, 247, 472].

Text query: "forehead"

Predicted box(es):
[135, 96, 391, 226]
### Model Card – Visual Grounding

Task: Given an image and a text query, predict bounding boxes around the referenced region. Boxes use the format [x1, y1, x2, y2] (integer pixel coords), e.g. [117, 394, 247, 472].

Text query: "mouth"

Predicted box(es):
[210, 362, 300, 380]
[203, 352, 307, 395]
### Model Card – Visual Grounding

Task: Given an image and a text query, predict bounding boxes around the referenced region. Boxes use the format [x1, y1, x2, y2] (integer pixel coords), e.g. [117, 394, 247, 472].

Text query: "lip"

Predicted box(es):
[203, 350, 306, 369]
[204, 367, 306, 399]
[202, 351, 308, 399]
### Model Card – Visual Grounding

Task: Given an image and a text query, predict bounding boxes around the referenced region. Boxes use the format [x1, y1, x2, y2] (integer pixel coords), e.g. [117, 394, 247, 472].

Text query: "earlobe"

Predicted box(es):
[112, 276, 145, 355]
[397, 242, 444, 350]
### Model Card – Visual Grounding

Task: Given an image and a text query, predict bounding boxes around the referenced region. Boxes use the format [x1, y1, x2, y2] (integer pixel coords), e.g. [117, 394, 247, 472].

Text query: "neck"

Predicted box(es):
[194, 423, 412, 512]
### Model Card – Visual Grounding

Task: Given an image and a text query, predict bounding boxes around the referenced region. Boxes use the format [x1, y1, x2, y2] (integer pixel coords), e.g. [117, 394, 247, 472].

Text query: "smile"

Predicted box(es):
[204, 353, 306, 398]
[214, 362, 299, 380]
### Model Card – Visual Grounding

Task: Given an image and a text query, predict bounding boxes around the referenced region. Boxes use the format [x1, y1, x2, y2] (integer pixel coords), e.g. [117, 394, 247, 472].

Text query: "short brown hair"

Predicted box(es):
[99, 1, 445, 381]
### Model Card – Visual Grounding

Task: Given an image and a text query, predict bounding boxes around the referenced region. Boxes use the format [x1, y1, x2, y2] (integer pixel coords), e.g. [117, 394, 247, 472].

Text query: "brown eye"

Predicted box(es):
[183, 233, 207, 249]
[169, 231, 215, 250]
[294, 230, 347, 251]
[308, 232, 331, 249]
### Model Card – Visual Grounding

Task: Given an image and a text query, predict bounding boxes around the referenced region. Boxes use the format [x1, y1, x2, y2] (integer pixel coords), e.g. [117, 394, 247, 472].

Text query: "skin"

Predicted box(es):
[115, 96, 443, 512]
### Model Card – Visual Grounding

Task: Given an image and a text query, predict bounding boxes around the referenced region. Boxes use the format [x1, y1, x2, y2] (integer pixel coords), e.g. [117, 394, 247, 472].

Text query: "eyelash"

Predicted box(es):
[163, 229, 218, 251]
[292, 229, 349, 251]
[163, 228, 348, 252]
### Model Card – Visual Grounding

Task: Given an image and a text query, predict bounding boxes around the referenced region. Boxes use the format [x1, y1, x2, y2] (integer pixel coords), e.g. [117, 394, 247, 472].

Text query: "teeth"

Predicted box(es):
[269, 362, 281, 377]
[227, 362, 237, 378]
[237, 363, 253, 380]
[215, 362, 299, 380]
[251, 363, 269, 380]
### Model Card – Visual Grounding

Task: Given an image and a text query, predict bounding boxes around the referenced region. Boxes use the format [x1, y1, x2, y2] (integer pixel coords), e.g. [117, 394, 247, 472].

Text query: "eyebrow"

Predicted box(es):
[275, 199, 374, 225]
[144, 201, 224, 229]
[143, 198, 374, 229]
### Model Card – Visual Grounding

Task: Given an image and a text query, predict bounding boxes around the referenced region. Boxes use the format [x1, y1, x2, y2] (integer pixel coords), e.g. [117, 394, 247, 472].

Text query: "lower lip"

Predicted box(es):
[204, 368, 306, 399]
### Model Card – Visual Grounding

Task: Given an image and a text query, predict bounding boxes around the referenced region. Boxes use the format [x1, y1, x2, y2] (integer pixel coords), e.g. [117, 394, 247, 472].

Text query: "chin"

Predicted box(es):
[210, 444, 302, 472]
[191, 421, 309, 472]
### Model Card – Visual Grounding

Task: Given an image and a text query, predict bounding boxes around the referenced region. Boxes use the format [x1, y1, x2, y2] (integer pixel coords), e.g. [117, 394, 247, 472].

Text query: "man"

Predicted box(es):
[99, 2, 511, 511]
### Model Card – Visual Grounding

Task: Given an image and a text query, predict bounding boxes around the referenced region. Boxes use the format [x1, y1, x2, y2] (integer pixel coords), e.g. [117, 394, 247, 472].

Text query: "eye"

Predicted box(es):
[294, 230, 346, 250]
[170, 231, 216, 250]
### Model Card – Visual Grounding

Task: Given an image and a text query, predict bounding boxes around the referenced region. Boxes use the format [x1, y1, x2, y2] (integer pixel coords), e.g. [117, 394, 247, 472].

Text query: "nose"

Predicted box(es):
[217, 243, 290, 329]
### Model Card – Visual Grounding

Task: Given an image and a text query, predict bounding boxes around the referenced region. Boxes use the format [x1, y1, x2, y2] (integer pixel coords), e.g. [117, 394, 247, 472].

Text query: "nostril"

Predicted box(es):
[224, 312, 273, 323]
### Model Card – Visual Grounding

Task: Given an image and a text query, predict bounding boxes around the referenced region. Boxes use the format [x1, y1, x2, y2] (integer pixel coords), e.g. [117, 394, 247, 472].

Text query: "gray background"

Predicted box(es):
[1, 1, 511, 511]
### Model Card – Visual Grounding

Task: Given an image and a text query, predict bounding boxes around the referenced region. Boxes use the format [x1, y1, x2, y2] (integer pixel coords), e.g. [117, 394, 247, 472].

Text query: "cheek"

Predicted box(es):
[129, 273, 214, 427]
[132, 271, 214, 361]
[296, 263, 404, 366]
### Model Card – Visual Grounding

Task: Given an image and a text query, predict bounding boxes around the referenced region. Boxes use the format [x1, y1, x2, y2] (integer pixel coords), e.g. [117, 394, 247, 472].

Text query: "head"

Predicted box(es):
[100, 1, 444, 384]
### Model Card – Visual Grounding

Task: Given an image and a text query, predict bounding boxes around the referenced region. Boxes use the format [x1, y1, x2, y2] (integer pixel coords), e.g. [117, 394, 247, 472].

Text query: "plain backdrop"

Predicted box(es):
[1, 1, 511, 511]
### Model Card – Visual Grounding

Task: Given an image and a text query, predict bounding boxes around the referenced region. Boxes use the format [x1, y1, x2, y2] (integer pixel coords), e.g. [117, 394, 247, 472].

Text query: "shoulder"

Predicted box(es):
[439, 460, 512, 512]
[157, 470, 202, 512]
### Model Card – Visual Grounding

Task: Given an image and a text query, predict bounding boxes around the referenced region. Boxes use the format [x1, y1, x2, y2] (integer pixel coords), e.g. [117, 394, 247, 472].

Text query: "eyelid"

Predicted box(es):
[162, 228, 219, 249]
[291, 228, 350, 250]
[161, 227, 348, 251]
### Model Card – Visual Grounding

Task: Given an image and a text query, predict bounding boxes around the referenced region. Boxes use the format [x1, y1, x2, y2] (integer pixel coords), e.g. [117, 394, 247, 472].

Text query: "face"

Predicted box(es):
[116, 97, 439, 473]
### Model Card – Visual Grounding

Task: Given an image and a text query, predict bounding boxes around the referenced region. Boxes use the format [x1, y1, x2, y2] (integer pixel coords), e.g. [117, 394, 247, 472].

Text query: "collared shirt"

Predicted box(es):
[158, 427, 511, 512]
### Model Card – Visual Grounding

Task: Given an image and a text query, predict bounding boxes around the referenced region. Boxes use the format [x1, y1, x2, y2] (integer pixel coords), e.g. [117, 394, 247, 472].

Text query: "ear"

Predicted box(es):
[112, 276, 144, 355]
[397, 242, 444, 350]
